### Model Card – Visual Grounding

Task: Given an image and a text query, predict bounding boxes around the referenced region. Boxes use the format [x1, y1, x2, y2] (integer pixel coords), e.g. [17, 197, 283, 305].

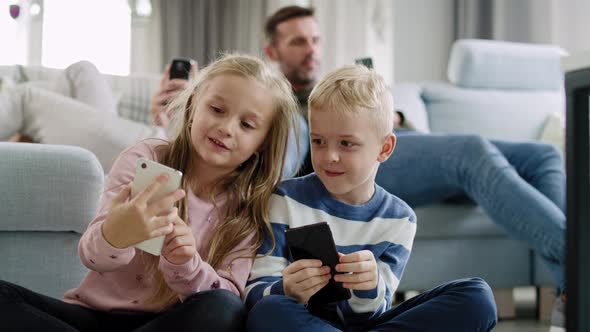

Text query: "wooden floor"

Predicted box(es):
[494, 287, 562, 332]
[495, 320, 554, 332]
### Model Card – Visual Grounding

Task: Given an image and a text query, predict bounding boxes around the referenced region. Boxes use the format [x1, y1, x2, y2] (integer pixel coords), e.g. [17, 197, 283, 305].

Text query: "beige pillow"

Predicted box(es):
[538, 112, 565, 156]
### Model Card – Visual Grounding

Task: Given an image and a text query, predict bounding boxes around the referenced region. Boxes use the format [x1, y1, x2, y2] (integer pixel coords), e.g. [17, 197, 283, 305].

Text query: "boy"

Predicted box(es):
[245, 65, 497, 331]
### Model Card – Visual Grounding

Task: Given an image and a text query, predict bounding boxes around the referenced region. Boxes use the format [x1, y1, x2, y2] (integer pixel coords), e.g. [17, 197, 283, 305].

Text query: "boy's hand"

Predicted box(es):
[283, 259, 331, 304]
[102, 174, 185, 249]
[334, 251, 378, 290]
[162, 217, 196, 265]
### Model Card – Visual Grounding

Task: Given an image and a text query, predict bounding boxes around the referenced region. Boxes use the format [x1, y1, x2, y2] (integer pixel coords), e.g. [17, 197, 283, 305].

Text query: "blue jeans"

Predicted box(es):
[376, 131, 566, 289]
[247, 278, 497, 332]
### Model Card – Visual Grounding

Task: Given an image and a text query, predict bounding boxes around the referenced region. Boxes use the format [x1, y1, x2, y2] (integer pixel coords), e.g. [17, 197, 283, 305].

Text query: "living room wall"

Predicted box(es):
[393, 0, 455, 82]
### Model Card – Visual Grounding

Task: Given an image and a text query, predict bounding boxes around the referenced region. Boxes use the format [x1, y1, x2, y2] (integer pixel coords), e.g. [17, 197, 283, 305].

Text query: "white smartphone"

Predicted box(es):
[130, 158, 183, 256]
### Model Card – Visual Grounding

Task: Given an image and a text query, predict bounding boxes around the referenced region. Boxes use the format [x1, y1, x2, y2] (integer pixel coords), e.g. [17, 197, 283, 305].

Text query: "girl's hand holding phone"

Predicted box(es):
[161, 218, 196, 265]
[102, 174, 186, 249]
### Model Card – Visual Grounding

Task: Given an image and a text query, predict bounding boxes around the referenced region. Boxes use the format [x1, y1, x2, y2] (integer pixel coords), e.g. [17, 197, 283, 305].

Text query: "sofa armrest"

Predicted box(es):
[0, 143, 104, 234]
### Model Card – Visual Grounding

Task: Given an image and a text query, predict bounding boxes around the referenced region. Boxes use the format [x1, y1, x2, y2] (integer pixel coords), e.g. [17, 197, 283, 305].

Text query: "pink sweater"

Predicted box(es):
[63, 140, 255, 312]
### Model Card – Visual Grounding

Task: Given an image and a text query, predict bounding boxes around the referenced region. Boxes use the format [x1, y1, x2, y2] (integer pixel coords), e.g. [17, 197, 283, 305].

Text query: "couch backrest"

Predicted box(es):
[448, 39, 567, 90]
[422, 82, 564, 141]
[426, 39, 566, 141]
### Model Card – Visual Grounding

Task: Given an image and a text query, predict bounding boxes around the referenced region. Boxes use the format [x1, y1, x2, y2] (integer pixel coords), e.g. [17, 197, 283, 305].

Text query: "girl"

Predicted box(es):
[0, 54, 300, 332]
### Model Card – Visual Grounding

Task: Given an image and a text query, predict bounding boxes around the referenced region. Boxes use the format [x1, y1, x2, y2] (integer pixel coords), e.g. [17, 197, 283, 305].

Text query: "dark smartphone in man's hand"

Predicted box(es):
[285, 222, 351, 305]
[355, 57, 373, 69]
[169, 58, 194, 80]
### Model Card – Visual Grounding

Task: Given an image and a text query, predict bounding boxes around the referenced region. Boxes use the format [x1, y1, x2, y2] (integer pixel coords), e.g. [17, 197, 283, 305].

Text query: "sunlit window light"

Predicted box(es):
[0, 4, 26, 65]
[42, 0, 131, 75]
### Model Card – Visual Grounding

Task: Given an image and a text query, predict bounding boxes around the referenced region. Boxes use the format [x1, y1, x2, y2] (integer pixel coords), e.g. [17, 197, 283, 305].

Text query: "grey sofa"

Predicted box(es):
[0, 39, 565, 309]
[388, 41, 565, 321]
[394, 40, 564, 299]
[0, 143, 103, 299]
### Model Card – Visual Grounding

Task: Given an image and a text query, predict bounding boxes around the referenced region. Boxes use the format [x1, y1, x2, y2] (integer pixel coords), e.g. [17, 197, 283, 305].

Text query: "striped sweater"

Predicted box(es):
[245, 174, 417, 325]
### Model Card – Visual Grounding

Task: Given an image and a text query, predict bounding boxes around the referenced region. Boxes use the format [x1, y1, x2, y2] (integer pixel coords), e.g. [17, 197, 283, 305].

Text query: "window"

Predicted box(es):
[0, 3, 27, 65]
[42, 0, 131, 75]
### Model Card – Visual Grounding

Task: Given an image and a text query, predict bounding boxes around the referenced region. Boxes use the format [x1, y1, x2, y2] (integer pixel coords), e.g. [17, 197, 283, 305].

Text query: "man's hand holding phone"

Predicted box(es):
[334, 250, 378, 290]
[150, 59, 198, 127]
[102, 174, 186, 250]
[282, 259, 331, 304]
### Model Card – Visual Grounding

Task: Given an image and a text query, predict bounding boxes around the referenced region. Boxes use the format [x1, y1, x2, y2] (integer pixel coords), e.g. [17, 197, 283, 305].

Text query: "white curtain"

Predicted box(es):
[153, 0, 300, 70]
[130, 0, 395, 82]
[313, 0, 394, 84]
[455, 0, 590, 54]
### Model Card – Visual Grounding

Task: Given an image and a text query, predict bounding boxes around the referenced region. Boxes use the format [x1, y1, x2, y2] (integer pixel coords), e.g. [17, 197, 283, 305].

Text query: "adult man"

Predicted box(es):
[261, 5, 566, 325]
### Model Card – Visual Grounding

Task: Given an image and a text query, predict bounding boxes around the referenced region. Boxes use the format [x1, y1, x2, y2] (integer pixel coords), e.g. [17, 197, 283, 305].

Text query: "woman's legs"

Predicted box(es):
[364, 278, 497, 332]
[0, 88, 24, 141]
[49, 60, 118, 114]
[0, 85, 165, 171]
[376, 133, 565, 288]
[136, 289, 246, 332]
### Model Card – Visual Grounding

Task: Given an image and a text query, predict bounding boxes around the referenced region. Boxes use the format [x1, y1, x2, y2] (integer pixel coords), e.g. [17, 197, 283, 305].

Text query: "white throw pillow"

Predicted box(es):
[538, 112, 565, 156]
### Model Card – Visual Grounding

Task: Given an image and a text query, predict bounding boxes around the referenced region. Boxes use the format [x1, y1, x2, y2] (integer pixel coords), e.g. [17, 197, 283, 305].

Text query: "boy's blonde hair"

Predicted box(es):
[308, 65, 394, 136]
[147, 53, 300, 308]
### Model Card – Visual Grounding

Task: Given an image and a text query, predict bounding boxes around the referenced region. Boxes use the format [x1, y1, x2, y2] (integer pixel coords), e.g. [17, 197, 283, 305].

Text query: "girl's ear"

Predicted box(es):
[377, 133, 396, 163]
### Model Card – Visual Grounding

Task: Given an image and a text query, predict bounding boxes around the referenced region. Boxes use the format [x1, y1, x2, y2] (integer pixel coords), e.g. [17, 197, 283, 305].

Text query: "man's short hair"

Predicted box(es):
[309, 65, 394, 136]
[264, 6, 315, 44]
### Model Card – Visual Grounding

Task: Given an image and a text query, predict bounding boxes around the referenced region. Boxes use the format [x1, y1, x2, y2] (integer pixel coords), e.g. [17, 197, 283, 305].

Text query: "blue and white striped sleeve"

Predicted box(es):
[244, 196, 292, 309]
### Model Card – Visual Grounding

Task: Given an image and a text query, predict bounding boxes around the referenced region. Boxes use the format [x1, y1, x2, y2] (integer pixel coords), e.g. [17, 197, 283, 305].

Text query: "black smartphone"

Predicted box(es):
[355, 57, 373, 69]
[285, 222, 351, 305]
[169, 58, 193, 80]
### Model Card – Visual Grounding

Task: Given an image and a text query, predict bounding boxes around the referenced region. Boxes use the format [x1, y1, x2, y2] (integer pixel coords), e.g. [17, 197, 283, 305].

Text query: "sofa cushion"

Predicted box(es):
[108, 74, 160, 124]
[399, 237, 532, 290]
[0, 143, 104, 233]
[392, 83, 430, 133]
[19, 64, 159, 125]
[0, 65, 25, 91]
[414, 204, 508, 239]
[423, 82, 564, 141]
[22, 65, 63, 83]
[448, 39, 567, 90]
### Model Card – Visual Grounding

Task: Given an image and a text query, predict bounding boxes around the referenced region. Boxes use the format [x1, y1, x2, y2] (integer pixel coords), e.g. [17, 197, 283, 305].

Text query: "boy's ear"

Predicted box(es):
[377, 133, 396, 163]
[264, 44, 278, 61]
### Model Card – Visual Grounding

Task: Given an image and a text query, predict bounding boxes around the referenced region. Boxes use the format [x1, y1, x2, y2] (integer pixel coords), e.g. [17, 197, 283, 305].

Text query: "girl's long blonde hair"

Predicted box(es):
[146, 53, 300, 308]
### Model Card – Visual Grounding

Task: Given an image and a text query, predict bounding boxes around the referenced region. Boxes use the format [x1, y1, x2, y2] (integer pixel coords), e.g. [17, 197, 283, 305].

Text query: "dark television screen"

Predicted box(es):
[564, 59, 590, 332]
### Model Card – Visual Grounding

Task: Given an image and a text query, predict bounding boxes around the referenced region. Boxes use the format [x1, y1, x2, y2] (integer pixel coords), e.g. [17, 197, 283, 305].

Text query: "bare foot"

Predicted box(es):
[8, 133, 34, 143]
